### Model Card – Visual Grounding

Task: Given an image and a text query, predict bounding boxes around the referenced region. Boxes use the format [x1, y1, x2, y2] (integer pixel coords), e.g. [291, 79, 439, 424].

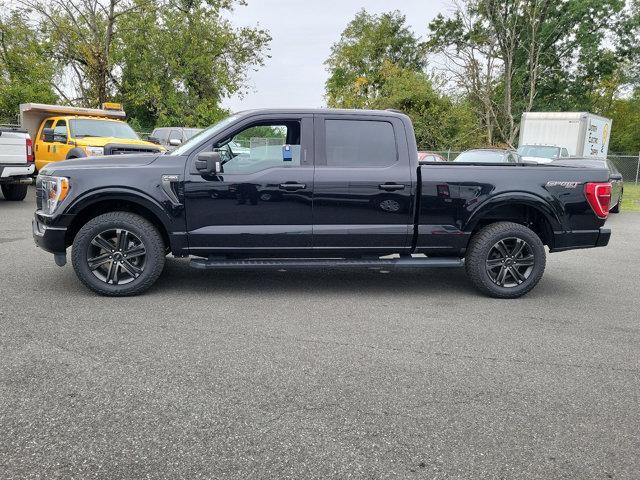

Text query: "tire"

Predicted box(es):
[465, 222, 546, 299]
[1, 184, 28, 201]
[71, 212, 165, 296]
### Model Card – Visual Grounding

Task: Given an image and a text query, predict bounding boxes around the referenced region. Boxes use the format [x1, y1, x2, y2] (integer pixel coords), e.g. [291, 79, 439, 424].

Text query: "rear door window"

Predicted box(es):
[324, 120, 397, 167]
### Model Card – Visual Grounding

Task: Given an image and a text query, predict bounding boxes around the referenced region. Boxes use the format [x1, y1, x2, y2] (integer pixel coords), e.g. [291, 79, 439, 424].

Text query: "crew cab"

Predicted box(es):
[33, 109, 612, 298]
[0, 127, 34, 201]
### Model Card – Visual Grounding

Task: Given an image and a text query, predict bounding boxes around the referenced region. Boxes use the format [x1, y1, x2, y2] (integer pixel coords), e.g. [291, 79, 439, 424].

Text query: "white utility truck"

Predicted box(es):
[518, 112, 612, 162]
[0, 126, 34, 201]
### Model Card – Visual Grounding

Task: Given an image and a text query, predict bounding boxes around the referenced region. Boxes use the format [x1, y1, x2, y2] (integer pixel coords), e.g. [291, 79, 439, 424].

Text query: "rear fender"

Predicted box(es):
[464, 191, 562, 235]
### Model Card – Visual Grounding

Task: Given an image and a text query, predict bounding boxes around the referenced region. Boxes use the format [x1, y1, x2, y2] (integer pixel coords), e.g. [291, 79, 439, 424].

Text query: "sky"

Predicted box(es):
[222, 0, 451, 112]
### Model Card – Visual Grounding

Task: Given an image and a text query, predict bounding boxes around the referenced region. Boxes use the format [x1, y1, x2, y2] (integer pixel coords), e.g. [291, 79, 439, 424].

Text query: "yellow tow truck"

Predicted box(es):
[19, 103, 164, 171]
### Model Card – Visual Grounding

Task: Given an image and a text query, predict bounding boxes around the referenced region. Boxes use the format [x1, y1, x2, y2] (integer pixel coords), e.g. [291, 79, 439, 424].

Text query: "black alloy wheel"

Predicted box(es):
[485, 238, 535, 287]
[87, 229, 147, 285]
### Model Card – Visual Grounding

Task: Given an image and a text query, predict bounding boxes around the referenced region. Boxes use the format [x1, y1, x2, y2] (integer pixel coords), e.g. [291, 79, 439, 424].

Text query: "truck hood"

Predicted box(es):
[74, 137, 160, 149]
[39, 153, 162, 175]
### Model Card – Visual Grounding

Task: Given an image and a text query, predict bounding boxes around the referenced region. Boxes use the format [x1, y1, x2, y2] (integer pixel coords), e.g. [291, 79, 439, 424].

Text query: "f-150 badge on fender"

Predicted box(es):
[546, 181, 579, 188]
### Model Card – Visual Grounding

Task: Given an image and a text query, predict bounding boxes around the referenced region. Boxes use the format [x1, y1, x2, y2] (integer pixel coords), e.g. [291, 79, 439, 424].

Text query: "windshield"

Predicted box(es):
[517, 145, 560, 158]
[183, 128, 202, 140]
[171, 115, 241, 156]
[454, 150, 508, 163]
[70, 119, 139, 140]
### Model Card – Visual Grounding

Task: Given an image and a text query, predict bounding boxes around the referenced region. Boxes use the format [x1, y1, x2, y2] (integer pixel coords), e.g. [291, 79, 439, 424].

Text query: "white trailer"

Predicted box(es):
[519, 112, 612, 159]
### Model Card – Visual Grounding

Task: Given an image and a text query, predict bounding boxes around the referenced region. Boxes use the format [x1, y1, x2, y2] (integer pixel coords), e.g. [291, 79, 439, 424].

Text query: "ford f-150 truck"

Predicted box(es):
[0, 127, 34, 201]
[32, 109, 612, 298]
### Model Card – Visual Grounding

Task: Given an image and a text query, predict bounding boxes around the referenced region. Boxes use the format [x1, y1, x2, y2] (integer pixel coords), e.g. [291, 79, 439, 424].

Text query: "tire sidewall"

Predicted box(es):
[72, 213, 164, 296]
[1, 183, 28, 201]
[469, 223, 546, 298]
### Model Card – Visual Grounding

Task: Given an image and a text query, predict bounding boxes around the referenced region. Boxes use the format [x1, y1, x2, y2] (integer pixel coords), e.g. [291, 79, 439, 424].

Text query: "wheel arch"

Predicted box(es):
[66, 147, 87, 159]
[464, 193, 561, 248]
[64, 190, 172, 250]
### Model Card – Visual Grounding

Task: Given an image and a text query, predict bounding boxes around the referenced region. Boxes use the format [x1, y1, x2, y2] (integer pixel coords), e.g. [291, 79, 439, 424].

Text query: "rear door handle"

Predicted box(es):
[279, 183, 306, 191]
[379, 183, 405, 191]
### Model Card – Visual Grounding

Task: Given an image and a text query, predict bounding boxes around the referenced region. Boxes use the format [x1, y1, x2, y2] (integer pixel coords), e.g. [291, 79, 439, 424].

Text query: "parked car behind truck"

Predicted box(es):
[149, 127, 203, 150]
[0, 127, 34, 201]
[20, 103, 163, 171]
[33, 108, 612, 299]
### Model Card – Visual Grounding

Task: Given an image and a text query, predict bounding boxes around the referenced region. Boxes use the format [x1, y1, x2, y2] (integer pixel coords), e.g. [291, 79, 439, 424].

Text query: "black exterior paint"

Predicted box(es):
[33, 108, 611, 260]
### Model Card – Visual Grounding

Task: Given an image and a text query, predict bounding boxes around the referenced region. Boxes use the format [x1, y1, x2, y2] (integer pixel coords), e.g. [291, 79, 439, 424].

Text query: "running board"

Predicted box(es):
[190, 257, 464, 270]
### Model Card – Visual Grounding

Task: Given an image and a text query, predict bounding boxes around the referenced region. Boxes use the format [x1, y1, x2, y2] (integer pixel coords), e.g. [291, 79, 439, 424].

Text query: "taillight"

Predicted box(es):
[26, 136, 34, 163]
[585, 182, 611, 219]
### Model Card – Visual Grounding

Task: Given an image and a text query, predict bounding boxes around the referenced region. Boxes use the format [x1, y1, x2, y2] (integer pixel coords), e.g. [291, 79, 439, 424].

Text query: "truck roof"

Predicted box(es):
[233, 108, 410, 118]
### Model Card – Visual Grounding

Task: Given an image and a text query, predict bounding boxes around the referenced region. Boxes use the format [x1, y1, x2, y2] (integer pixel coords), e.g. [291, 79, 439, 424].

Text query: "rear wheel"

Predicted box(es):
[1, 184, 28, 201]
[465, 222, 546, 299]
[71, 212, 165, 296]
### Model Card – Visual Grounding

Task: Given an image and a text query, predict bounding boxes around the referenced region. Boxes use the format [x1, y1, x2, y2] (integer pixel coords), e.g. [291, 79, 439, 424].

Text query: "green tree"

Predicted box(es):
[325, 10, 426, 108]
[0, 9, 58, 122]
[116, 0, 271, 129]
[428, 0, 638, 146]
[371, 62, 480, 150]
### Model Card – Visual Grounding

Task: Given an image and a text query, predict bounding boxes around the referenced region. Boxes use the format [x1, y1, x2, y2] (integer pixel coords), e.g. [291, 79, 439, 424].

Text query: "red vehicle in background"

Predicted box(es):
[418, 151, 446, 162]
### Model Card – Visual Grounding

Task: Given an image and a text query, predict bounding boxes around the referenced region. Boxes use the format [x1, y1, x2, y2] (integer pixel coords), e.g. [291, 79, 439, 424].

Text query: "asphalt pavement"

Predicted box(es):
[1, 187, 639, 479]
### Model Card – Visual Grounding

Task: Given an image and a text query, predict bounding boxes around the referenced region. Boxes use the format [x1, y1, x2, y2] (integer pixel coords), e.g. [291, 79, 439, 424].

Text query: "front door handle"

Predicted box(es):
[279, 182, 306, 191]
[379, 183, 405, 191]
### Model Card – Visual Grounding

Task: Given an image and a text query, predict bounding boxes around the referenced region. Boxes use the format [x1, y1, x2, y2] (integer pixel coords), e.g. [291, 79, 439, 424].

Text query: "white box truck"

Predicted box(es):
[519, 112, 612, 159]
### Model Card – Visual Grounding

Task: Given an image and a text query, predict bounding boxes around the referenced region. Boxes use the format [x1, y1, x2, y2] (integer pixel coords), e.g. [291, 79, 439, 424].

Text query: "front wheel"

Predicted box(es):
[71, 212, 165, 296]
[1, 184, 28, 201]
[465, 222, 546, 299]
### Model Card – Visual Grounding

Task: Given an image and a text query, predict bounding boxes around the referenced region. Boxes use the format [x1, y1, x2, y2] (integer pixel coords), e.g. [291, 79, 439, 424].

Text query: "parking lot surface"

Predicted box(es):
[1, 187, 639, 479]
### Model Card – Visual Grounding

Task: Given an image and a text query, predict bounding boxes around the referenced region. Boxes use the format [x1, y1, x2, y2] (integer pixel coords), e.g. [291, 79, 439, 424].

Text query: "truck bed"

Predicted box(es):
[415, 163, 611, 255]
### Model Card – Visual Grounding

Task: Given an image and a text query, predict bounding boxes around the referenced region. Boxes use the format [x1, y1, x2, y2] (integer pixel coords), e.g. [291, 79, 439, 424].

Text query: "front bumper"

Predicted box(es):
[32, 213, 67, 255]
[550, 227, 611, 252]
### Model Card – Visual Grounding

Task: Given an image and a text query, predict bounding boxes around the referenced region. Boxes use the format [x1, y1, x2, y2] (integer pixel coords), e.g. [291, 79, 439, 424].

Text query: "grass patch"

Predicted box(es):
[622, 183, 640, 212]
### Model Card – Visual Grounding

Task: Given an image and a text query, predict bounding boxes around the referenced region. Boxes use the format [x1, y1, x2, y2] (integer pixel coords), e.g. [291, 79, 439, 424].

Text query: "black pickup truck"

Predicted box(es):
[33, 109, 612, 298]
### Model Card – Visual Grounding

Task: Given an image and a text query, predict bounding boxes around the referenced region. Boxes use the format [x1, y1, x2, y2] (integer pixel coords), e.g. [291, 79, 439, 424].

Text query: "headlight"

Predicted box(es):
[40, 176, 70, 215]
[85, 146, 104, 156]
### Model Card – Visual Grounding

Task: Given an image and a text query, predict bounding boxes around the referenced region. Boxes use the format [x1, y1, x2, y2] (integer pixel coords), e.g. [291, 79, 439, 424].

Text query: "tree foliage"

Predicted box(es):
[427, 0, 639, 148]
[117, 0, 271, 130]
[325, 9, 479, 150]
[0, 10, 57, 122]
[325, 10, 427, 109]
[4, 0, 270, 130]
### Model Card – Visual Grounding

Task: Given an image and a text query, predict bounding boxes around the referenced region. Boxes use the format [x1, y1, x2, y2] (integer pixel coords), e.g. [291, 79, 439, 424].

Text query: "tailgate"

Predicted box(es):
[0, 129, 27, 165]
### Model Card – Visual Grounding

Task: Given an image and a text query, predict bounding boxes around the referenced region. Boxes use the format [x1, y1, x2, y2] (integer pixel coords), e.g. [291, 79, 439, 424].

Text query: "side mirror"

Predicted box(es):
[148, 136, 160, 145]
[42, 128, 55, 143]
[195, 151, 223, 175]
[169, 138, 182, 147]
